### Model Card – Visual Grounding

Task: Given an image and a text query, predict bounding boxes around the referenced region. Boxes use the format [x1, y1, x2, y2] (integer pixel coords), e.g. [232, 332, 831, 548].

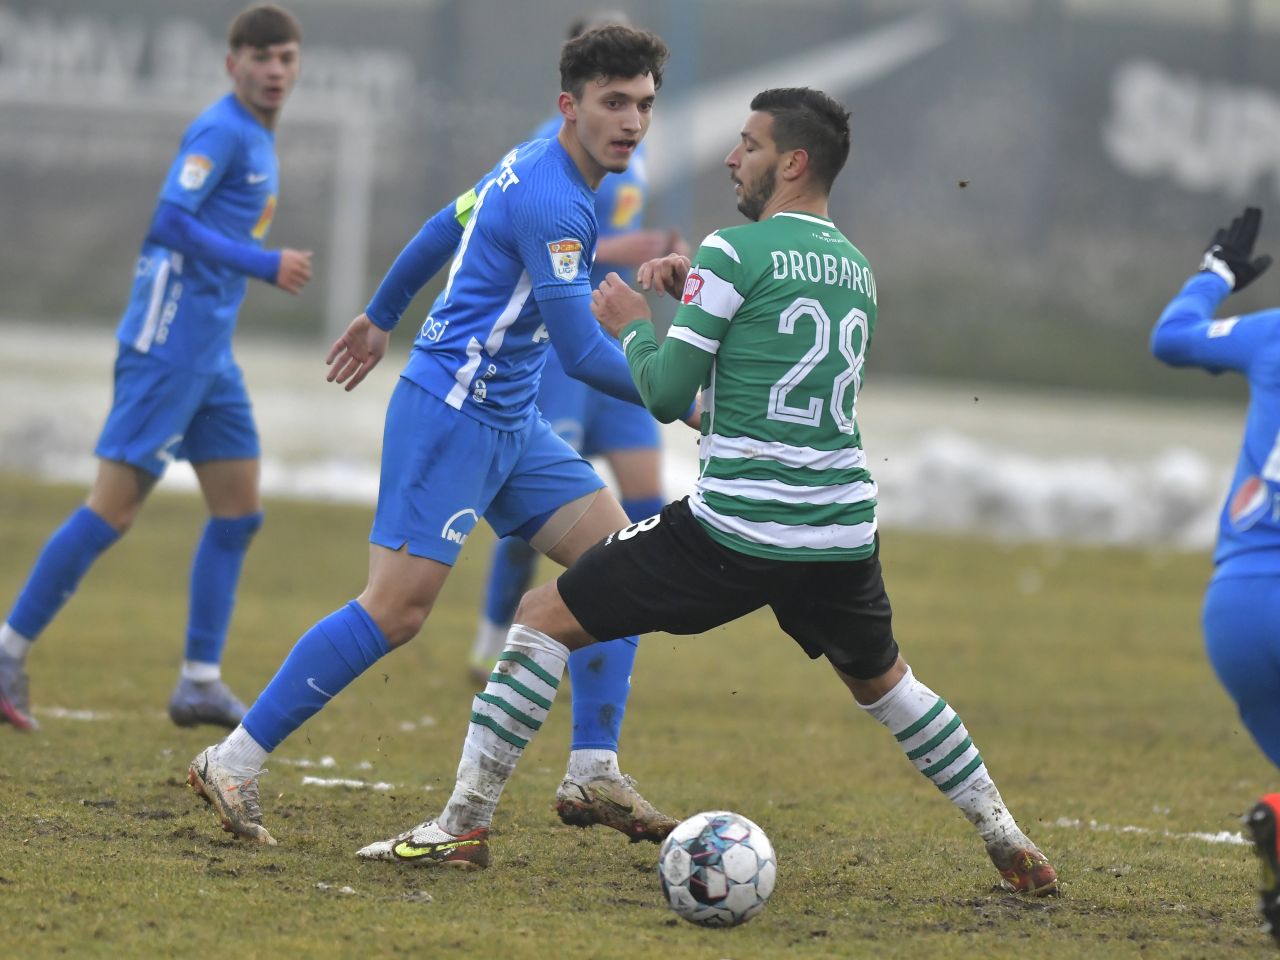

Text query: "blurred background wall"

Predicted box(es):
[3, 0, 1276, 547]
[5, 0, 1279, 397]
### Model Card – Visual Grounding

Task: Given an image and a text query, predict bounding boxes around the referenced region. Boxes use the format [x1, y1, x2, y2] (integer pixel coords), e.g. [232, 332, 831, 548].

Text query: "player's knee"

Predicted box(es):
[513, 582, 562, 634]
[208, 511, 265, 550]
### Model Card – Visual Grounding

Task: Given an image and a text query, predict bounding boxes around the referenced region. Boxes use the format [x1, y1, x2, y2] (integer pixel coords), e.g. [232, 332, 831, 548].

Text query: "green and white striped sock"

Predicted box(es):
[440, 624, 569, 835]
[861, 668, 1024, 846]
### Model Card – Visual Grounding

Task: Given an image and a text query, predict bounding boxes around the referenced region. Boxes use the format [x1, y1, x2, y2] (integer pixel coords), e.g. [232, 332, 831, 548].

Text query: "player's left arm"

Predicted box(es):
[592, 273, 713, 423]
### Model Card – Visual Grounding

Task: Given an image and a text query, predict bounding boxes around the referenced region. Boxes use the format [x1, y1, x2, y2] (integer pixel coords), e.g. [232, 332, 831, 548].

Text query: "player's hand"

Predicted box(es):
[1201, 207, 1272, 292]
[276, 248, 313, 294]
[637, 253, 690, 298]
[325, 313, 389, 392]
[591, 272, 651, 337]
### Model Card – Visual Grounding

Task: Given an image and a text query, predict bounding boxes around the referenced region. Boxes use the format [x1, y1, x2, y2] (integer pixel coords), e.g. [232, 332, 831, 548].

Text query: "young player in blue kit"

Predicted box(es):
[467, 13, 688, 836]
[187, 24, 679, 851]
[1150, 207, 1280, 946]
[0, 5, 312, 733]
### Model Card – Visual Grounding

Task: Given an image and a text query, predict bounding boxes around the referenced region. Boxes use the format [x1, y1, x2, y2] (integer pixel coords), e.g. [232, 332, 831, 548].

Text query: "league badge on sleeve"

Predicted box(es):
[178, 154, 214, 190]
[547, 239, 584, 282]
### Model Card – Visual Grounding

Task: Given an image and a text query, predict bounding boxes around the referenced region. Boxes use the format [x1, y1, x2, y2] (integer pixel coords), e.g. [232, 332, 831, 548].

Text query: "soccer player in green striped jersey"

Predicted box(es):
[355, 87, 1058, 897]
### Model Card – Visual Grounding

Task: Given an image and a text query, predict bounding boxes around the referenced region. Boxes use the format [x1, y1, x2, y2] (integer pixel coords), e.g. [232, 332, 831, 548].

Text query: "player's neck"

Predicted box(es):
[557, 126, 607, 190]
[758, 188, 829, 222]
[233, 92, 280, 131]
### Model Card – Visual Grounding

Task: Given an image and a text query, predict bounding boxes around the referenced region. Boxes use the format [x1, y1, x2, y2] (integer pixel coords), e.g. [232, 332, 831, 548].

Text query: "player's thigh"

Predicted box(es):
[182, 362, 261, 470]
[85, 458, 160, 530]
[583, 390, 662, 499]
[769, 539, 899, 680]
[602, 447, 662, 501]
[1203, 575, 1280, 715]
[556, 498, 768, 642]
[487, 416, 608, 553]
[193, 458, 261, 516]
[370, 380, 514, 565]
[93, 347, 212, 477]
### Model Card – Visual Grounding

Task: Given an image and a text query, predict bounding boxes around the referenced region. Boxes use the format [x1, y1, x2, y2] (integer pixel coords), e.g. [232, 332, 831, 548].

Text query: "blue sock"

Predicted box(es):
[569, 635, 638, 751]
[622, 496, 664, 523]
[563, 496, 658, 751]
[8, 506, 120, 640]
[483, 535, 538, 626]
[241, 600, 390, 752]
[186, 512, 263, 666]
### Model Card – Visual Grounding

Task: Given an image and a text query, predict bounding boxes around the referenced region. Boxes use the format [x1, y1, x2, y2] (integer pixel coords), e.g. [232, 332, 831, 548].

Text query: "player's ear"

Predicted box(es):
[225, 50, 237, 79]
[558, 91, 578, 124]
[781, 148, 809, 183]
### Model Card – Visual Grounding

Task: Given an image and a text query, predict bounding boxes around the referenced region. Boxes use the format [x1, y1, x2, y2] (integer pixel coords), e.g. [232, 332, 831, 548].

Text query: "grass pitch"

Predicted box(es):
[0, 473, 1271, 958]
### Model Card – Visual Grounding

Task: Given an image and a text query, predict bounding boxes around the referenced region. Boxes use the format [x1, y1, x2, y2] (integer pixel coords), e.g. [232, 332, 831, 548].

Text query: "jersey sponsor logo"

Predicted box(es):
[547, 239, 583, 282]
[178, 154, 214, 190]
[1207, 317, 1240, 339]
[1229, 474, 1269, 531]
[610, 184, 644, 229]
[441, 508, 479, 546]
[245, 171, 270, 185]
[681, 272, 705, 305]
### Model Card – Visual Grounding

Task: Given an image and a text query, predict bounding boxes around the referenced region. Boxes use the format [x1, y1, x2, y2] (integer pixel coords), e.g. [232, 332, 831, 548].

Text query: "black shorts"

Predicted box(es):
[557, 498, 899, 679]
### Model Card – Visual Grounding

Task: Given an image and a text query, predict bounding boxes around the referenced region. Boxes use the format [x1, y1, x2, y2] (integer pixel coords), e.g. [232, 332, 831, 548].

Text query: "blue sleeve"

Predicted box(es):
[147, 201, 279, 283]
[1151, 272, 1279, 374]
[538, 295, 643, 406]
[515, 180, 596, 303]
[158, 120, 239, 214]
[365, 202, 465, 331]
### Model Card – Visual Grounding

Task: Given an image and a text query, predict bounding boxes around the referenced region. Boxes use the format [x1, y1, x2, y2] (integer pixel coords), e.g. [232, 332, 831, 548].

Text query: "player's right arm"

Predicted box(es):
[147, 121, 311, 292]
[325, 187, 475, 390]
[1152, 208, 1277, 374]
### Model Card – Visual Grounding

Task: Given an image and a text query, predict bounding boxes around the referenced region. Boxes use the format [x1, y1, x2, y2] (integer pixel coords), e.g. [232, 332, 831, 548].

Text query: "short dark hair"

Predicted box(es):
[559, 24, 669, 99]
[749, 88, 851, 193]
[228, 4, 301, 50]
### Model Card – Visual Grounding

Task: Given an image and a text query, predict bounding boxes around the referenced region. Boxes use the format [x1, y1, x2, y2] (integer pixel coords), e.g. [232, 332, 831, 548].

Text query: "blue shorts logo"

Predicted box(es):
[1229, 475, 1269, 531]
[442, 508, 479, 546]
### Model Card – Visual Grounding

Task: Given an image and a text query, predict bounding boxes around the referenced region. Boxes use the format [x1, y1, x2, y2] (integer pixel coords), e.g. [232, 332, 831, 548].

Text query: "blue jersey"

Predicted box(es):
[116, 94, 279, 373]
[533, 117, 647, 286]
[1152, 272, 1280, 578]
[401, 138, 598, 430]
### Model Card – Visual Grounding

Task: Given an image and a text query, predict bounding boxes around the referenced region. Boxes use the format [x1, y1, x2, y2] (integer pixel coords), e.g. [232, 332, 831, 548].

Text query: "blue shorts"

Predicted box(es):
[371, 378, 606, 565]
[537, 350, 659, 455]
[94, 347, 259, 476]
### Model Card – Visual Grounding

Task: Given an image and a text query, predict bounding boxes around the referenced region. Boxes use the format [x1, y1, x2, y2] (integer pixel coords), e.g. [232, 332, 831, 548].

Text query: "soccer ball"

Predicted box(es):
[657, 810, 777, 927]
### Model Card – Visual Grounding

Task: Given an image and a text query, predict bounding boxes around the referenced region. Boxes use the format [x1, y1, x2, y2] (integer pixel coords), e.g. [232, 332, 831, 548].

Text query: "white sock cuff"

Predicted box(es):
[181, 660, 222, 683]
[0, 623, 33, 661]
[507, 623, 570, 667]
[219, 724, 269, 771]
[857, 666, 916, 716]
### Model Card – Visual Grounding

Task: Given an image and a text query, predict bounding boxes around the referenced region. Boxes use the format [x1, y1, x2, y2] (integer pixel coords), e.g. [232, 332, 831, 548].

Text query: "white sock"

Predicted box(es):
[440, 624, 569, 835]
[217, 724, 269, 775]
[566, 749, 621, 781]
[0, 623, 33, 662]
[861, 667, 1025, 847]
[181, 660, 221, 683]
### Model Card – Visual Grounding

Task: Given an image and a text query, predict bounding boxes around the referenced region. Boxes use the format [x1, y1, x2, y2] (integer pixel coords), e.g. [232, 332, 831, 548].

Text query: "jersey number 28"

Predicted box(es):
[766, 297, 868, 434]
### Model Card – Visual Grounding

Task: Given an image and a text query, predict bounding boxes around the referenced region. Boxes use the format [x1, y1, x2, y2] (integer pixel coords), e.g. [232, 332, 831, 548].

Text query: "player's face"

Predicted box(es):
[568, 73, 656, 177]
[725, 111, 781, 222]
[227, 41, 301, 127]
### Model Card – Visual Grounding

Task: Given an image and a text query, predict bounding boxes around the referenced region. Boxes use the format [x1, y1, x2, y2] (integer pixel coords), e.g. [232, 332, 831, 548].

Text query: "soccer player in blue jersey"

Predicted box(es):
[466, 12, 688, 834]
[0, 5, 311, 734]
[1150, 206, 1280, 945]
[187, 24, 679, 851]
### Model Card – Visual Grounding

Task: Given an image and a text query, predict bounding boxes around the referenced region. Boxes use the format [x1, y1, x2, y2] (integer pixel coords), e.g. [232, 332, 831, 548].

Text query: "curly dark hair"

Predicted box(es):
[749, 88, 852, 192]
[559, 24, 669, 99]
[228, 4, 301, 50]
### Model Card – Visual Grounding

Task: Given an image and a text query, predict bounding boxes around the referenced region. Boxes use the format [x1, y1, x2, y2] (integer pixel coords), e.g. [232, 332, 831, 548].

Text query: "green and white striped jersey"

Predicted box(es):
[670, 211, 878, 561]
